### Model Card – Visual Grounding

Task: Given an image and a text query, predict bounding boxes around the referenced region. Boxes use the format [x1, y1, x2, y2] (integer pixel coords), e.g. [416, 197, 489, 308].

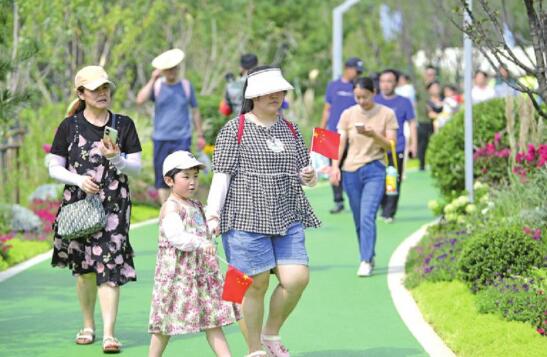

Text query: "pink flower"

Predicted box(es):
[108, 180, 119, 191]
[78, 135, 87, 147]
[533, 228, 542, 241]
[42, 144, 52, 153]
[494, 132, 502, 146]
[525, 153, 535, 163]
[538, 328, 545, 335]
[92, 246, 103, 256]
[105, 214, 119, 232]
[96, 262, 105, 273]
[528, 144, 536, 156]
[523, 227, 532, 235]
[114, 255, 124, 265]
[486, 143, 496, 155]
[515, 152, 525, 163]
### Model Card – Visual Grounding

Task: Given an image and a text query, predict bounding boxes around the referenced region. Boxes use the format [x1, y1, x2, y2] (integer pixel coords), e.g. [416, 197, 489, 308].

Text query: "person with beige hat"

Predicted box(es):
[48, 65, 143, 353]
[137, 48, 206, 203]
[207, 66, 321, 357]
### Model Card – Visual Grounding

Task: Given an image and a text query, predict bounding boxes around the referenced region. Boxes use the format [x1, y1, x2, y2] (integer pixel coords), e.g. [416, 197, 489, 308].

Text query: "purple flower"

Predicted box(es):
[533, 228, 542, 241]
[437, 254, 448, 261]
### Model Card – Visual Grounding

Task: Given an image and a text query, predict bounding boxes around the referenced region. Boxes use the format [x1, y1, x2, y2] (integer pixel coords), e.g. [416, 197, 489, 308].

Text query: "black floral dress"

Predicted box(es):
[51, 114, 137, 286]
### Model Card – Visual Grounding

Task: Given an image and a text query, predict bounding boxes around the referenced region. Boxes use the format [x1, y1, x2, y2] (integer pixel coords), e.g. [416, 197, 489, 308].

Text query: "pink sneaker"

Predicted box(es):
[261, 335, 290, 357]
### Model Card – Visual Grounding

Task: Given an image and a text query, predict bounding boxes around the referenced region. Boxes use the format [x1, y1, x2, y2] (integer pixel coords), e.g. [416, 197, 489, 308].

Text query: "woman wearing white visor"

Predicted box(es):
[207, 67, 320, 357]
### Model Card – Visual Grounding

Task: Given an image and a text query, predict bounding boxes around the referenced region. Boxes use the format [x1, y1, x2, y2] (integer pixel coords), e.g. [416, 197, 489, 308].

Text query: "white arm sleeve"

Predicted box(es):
[108, 152, 142, 176]
[205, 173, 231, 219]
[48, 154, 85, 188]
[162, 212, 205, 251]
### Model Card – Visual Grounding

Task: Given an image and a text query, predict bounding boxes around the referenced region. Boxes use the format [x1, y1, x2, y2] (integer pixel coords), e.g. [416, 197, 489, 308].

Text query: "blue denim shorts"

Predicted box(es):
[222, 223, 308, 276]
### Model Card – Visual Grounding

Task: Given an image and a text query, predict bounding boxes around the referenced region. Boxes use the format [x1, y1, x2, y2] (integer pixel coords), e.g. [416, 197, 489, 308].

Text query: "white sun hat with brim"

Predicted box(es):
[244, 68, 294, 99]
[74, 66, 115, 91]
[152, 48, 185, 70]
[162, 150, 206, 176]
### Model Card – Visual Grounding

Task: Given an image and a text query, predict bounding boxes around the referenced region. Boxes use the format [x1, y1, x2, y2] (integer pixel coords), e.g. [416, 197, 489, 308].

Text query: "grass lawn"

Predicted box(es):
[131, 203, 160, 223]
[411, 280, 547, 357]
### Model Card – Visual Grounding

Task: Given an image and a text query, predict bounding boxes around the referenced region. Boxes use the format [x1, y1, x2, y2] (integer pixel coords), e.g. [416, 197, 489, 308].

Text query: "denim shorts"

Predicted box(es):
[222, 223, 308, 276]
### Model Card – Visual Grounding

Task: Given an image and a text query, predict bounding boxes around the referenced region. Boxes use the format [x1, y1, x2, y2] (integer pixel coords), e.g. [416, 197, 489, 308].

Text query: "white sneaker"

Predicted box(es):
[357, 261, 373, 277]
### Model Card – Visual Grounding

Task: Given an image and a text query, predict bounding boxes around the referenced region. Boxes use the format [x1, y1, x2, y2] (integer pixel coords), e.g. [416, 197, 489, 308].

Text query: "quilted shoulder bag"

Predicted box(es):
[56, 113, 117, 240]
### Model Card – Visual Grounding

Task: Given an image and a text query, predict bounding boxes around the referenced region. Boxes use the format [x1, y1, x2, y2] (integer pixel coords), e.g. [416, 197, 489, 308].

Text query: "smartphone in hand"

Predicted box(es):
[104, 126, 118, 143]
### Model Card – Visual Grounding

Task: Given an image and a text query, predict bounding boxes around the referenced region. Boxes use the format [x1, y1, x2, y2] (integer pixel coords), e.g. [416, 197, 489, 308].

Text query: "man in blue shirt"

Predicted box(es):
[137, 49, 205, 203]
[320, 57, 364, 214]
[374, 69, 417, 222]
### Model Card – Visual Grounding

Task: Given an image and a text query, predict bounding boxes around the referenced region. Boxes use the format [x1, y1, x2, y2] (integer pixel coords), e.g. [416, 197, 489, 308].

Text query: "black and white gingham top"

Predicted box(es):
[213, 116, 321, 235]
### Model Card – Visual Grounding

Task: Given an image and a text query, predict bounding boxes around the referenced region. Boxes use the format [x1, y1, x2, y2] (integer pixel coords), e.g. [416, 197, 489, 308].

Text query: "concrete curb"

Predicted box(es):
[387, 220, 456, 357]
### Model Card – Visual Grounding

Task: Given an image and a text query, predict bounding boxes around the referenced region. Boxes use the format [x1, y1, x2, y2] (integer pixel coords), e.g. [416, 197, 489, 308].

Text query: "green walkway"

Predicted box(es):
[0, 172, 437, 357]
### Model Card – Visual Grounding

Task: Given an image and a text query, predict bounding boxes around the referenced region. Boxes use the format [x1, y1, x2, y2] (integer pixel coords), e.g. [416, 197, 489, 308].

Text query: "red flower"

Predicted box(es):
[538, 328, 545, 335]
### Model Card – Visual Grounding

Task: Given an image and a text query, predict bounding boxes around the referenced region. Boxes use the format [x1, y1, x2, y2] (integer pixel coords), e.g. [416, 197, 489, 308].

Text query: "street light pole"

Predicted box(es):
[332, 0, 360, 80]
[463, 0, 474, 201]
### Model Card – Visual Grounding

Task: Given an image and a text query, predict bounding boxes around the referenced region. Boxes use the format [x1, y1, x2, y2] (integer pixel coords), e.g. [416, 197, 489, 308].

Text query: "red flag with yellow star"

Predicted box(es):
[311, 127, 340, 160]
[222, 265, 253, 303]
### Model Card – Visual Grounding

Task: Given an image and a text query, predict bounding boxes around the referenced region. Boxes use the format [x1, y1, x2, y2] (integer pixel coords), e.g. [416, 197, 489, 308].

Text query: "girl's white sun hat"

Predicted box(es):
[244, 68, 294, 99]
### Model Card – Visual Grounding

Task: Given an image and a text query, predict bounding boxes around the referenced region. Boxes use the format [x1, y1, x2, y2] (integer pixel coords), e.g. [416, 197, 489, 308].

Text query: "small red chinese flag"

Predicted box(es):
[218, 99, 233, 117]
[310, 128, 340, 160]
[222, 265, 253, 303]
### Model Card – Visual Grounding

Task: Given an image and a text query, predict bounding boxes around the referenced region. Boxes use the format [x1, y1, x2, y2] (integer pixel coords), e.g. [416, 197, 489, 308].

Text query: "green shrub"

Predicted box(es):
[476, 268, 547, 332]
[428, 98, 507, 200]
[458, 223, 546, 290]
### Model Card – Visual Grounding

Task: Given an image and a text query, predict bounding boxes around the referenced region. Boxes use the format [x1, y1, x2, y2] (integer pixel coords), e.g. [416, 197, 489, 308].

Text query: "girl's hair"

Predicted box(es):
[353, 77, 375, 92]
[426, 80, 441, 91]
[67, 87, 86, 117]
[239, 65, 279, 115]
[164, 167, 201, 180]
[164, 168, 183, 179]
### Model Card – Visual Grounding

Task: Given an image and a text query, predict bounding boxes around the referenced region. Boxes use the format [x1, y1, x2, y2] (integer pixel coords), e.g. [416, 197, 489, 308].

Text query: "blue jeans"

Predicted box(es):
[342, 160, 386, 262]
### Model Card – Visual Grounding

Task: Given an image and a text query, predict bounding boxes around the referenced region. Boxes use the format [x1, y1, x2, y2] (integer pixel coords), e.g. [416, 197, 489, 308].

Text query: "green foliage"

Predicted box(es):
[484, 169, 547, 229]
[405, 221, 468, 289]
[458, 223, 546, 291]
[476, 269, 547, 330]
[412, 280, 547, 356]
[131, 203, 160, 223]
[428, 99, 507, 200]
[1, 237, 51, 271]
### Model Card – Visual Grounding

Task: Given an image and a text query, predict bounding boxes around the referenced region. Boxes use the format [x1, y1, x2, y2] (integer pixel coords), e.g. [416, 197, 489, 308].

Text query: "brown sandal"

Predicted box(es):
[75, 328, 95, 345]
[102, 337, 122, 354]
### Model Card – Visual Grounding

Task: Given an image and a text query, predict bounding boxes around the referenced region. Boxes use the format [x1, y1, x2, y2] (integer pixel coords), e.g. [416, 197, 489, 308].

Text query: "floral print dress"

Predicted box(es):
[51, 115, 137, 286]
[148, 198, 241, 336]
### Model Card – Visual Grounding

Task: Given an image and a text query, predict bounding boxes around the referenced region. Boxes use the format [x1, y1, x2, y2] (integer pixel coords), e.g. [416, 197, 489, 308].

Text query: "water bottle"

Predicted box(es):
[385, 165, 398, 196]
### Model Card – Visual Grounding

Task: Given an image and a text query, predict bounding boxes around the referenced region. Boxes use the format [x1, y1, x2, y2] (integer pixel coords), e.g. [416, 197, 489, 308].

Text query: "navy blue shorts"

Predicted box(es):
[153, 138, 192, 188]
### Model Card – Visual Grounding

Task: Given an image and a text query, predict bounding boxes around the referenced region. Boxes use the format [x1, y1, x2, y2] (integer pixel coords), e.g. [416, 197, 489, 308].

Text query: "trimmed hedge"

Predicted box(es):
[458, 223, 545, 291]
[428, 98, 506, 199]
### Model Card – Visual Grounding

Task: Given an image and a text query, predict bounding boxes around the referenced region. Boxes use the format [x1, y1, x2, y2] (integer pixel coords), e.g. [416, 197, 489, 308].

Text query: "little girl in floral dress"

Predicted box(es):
[148, 151, 241, 357]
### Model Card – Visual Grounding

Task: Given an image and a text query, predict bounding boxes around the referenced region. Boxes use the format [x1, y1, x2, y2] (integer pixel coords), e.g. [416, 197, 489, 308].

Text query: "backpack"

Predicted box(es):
[237, 114, 297, 145]
[153, 77, 191, 100]
[225, 77, 246, 114]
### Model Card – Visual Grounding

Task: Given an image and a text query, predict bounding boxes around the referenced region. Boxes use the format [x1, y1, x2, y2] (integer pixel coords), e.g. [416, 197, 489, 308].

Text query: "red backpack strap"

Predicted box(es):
[237, 114, 245, 144]
[283, 119, 298, 139]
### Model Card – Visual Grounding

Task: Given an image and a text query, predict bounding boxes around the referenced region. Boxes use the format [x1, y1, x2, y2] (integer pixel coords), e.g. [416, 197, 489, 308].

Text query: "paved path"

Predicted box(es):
[0, 172, 437, 357]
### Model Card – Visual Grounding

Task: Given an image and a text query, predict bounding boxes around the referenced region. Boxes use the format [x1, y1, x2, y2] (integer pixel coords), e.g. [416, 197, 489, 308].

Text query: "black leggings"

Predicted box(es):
[418, 123, 434, 170]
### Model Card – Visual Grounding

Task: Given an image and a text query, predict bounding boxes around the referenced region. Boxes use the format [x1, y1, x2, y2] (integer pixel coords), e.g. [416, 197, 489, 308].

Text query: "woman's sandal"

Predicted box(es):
[75, 328, 95, 345]
[102, 337, 122, 354]
[245, 351, 268, 357]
